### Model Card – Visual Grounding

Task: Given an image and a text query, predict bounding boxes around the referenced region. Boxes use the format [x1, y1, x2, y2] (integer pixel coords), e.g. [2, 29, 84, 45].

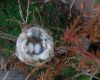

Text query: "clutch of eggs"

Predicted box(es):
[16, 26, 54, 66]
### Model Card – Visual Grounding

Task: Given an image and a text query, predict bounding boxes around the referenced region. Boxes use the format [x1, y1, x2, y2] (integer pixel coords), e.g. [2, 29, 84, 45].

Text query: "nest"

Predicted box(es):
[16, 26, 54, 66]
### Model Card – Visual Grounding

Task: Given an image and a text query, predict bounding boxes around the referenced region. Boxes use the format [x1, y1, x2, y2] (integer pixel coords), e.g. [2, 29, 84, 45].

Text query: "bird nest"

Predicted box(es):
[16, 26, 54, 66]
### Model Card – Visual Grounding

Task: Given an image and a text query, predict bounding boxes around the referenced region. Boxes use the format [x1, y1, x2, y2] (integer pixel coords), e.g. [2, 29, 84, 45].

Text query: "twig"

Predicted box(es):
[7, 17, 23, 31]
[3, 71, 10, 80]
[40, 0, 49, 9]
[70, 0, 76, 12]
[75, 71, 100, 80]
[69, 0, 76, 17]
[32, 6, 38, 25]
[64, 16, 81, 42]
[7, 17, 22, 25]
[69, 47, 100, 65]
[84, 71, 100, 80]
[36, 7, 43, 26]
[75, 72, 85, 78]
[30, 1, 46, 5]
[18, 0, 26, 23]
[25, 67, 39, 80]
[0, 31, 17, 42]
[25, 0, 30, 23]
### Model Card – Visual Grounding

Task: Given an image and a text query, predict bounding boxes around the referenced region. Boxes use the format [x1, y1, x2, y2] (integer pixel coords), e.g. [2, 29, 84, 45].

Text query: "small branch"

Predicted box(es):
[69, 0, 76, 15]
[30, 1, 46, 5]
[68, 0, 76, 18]
[18, 0, 26, 23]
[3, 71, 10, 80]
[25, 0, 30, 23]
[64, 16, 81, 43]
[7, 18, 23, 31]
[69, 47, 100, 65]
[40, 0, 49, 9]
[0, 31, 17, 42]
[84, 71, 100, 80]
[32, 9, 38, 25]
[36, 7, 43, 26]
[25, 67, 39, 80]
[75, 71, 100, 80]
[7, 17, 22, 25]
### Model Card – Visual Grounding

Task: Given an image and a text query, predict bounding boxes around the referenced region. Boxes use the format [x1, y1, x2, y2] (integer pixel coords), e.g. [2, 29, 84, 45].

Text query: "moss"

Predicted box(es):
[76, 75, 91, 80]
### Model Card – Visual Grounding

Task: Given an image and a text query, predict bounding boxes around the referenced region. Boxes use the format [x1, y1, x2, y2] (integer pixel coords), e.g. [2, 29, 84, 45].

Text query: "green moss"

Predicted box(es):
[0, 38, 15, 57]
[61, 66, 76, 77]
[76, 75, 91, 80]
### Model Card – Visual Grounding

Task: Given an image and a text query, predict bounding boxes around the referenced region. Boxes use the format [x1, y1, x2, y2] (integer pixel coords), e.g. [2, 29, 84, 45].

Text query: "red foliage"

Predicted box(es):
[63, 4, 100, 66]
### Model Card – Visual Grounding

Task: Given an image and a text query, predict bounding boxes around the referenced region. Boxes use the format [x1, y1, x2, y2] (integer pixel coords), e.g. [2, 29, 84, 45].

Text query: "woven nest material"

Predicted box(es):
[16, 26, 54, 66]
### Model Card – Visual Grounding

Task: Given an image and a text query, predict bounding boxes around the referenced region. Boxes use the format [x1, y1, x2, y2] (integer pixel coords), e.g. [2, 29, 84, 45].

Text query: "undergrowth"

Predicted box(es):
[0, 0, 100, 80]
